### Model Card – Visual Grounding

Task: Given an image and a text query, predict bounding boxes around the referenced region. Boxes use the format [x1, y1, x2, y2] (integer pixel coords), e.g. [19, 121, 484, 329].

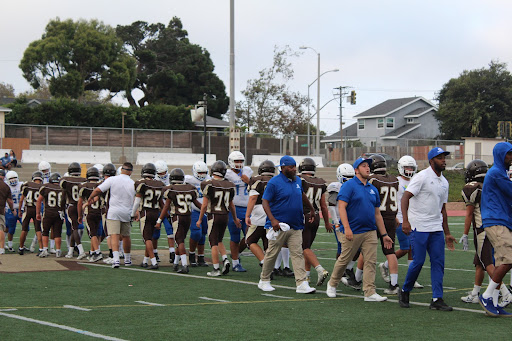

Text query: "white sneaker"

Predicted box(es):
[112, 261, 120, 268]
[65, 252, 73, 259]
[207, 269, 221, 277]
[378, 262, 390, 283]
[316, 269, 329, 286]
[0, 248, 5, 255]
[49, 248, 57, 254]
[326, 283, 337, 298]
[364, 293, 388, 302]
[499, 293, 512, 308]
[258, 280, 276, 292]
[460, 292, 479, 303]
[30, 239, 37, 252]
[103, 257, 113, 264]
[39, 250, 48, 258]
[124, 261, 132, 267]
[77, 253, 87, 260]
[55, 250, 62, 258]
[414, 281, 424, 288]
[296, 281, 316, 294]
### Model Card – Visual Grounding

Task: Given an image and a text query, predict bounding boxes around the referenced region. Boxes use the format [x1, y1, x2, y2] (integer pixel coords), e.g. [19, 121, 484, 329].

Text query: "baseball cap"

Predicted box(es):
[353, 157, 372, 169]
[279, 155, 296, 167]
[428, 147, 450, 160]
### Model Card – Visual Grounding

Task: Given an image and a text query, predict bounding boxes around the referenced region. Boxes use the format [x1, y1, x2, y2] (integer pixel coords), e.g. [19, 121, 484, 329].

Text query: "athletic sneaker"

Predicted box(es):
[65, 252, 73, 259]
[414, 281, 424, 288]
[173, 263, 179, 271]
[364, 293, 388, 302]
[343, 268, 355, 281]
[378, 262, 390, 283]
[384, 284, 399, 295]
[49, 248, 56, 254]
[282, 267, 294, 277]
[119, 251, 124, 259]
[296, 281, 316, 294]
[258, 280, 275, 292]
[0, 248, 4, 255]
[207, 269, 221, 277]
[112, 261, 120, 269]
[429, 298, 453, 311]
[326, 283, 337, 298]
[140, 262, 148, 268]
[18, 247, 24, 255]
[273, 267, 283, 277]
[398, 290, 410, 308]
[55, 250, 62, 258]
[93, 253, 103, 262]
[316, 269, 329, 286]
[189, 253, 197, 267]
[124, 260, 132, 267]
[103, 257, 113, 264]
[148, 264, 159, 270]
[479, 295, 499, 316]
[77, 253, 87, 260]
[155, 252, 160, 263]
[499, 293, 512, 308]
[197, 255, 209, 267]
[169, 252, 175, 263]
[233, 264, 247, 272]
[461, 292, 479, 303]
[39, 249, 48, 258]
[222, 259, 230, 275]
[341, 276, 362, 290]
[7, 247, 14, 252]
[30, 239, 37, 252]
[177, 265, 189, 274]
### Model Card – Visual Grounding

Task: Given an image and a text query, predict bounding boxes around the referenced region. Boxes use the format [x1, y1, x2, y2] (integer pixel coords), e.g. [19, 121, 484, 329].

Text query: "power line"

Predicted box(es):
[356, 88, 437, 92]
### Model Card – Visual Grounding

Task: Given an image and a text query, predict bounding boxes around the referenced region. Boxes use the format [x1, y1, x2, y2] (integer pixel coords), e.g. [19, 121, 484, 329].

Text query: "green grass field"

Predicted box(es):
[1, 217, 511, 340]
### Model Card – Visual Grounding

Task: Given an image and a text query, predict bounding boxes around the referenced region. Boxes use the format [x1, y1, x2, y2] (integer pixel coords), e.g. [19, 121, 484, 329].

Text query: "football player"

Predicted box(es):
[185, 161, 210, 267]
[18, 171, 43, 255]
[100, 163, 116, 264]
[225, 151, 253, 272]
[0, 169, 14, 254]
[38, 161, 51, 184]
[298, 158, 333, 286]
[4, 171, 23, 252]
[36, 173, 66, 257]
[132, 163, 164, 270]
[154, 160, 174, 263]
[157, 168, 200, 273]
[196, 160, 241, 276]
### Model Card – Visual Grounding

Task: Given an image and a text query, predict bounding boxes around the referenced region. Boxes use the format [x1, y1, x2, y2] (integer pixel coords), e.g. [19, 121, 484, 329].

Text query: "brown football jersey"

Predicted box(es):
[369, 173, 399, 220]
[164, 183, 198, 216]
[79, 182, 102, 215]
[135, 179, 164, 211]
[39, 183, 66, 213]
[21, 181, 42, 208]
[248, 175, 273, 205]
[201, 178, 235, 215]
[300, 175, 327, 214]
[461, 181, 482, 229]
[0, 181, 12, 215]
[60, 176, 86, 206]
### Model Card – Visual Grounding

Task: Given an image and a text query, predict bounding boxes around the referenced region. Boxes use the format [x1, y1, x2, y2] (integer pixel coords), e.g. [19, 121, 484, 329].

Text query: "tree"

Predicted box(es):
[0, 82, 15, 98]
[235, 46, 310, 135]
[19, 18, 136, 100]
[116, 18, 229, 117]
[436, 61, 512, 139]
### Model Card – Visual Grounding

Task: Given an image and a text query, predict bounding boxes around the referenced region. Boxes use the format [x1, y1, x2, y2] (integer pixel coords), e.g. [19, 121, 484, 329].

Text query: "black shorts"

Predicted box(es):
[207, 213, 228, 247]
[473, 227, 494, 268]
[302, 213, 320, 250]
[173, 215, 191, 245]
[85, 213, 102, 239]
[22, 207, 41, 232]
[378, 217, 396, 255]
[140, 210, 159, 243]
[42, 212, 63, 238]
[245, 225, 268, 250]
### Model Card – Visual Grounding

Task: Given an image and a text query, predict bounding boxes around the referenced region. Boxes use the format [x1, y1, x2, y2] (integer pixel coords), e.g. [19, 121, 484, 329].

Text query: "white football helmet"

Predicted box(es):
[6, 171, 18, 187]
[93, 164, 104, 178]
[193, 161, 208, 181]
[155, 160, 169, 183]
[117, 166, 122, 176]
[337, 163, 355, 182]
[398, 155, 417, 178]
[38, 161, 51, 180]
[228, 151, 245, 169]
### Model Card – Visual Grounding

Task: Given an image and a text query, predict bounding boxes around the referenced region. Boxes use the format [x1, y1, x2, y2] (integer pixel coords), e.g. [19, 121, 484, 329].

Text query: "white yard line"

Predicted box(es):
[199, 297, 230, 303]
[135, 301, 165, 306]
[63, 305, 91, 311]
[261, 294, 293, 299]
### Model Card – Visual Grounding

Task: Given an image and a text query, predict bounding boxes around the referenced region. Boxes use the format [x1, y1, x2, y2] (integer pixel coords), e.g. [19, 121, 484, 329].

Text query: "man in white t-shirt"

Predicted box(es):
[398, 148, 456, 311]
[88, 162, 135, 268]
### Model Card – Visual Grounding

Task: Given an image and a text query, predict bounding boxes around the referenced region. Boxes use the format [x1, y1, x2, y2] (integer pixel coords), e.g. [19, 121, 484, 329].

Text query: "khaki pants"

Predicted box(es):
[328, 230, 378, 297]
[260, 229, 307, 285]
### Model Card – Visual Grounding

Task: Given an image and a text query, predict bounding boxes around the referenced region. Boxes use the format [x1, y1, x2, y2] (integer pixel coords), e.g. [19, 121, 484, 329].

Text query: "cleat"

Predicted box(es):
[207, 269, 221, 277]
[222, 259, 230, 275]
[177, 265, 189, 274]
[272, 267, 283, 277]
[173, 264, 179, 271]
[140, 262, 148, 268]
[18, 248, 24, 255]
[296, 281, 316, 294]
[414, 281, 424, 289]
[124, 261, 132, 267]
[429, 298, 453, 311]
[365, 293, 388, 302]
[479, 295, 499, 316]
[103, 257, 113, 264]
[326, 283, 337, 298]
[112, 261, 120, 269]
[461, 292, 479, 304]
[233, 264, 247, 272]
[155, 252, 160, 263]
[341, 276, 362, 290]
[148, 264, 159, 270]
[8, 247, 14, 252]
[55, 250, 62, 258]
[384, 284, 399, 295]
[198, 256, 209, 267]
[77, 253, 87, 260]
[378, 262, 390, 283]
[499, 293, 512, 308]
[93, 253, 103, 262]
[30, 239, 37, 252]
[258, 280, 275, 292]
[49, 248, 56, 254]
[343, 268, 355, 281]
[316, 270, 329, 287]
[169, 252, 175, 263]
[189, 253, 197, 267]
[398, 289, 410, 308]
[65, 252, 73, 259]
[119, 251, 124, 259]
[39, 250, 48, 258]
[282, 267, 294, 277]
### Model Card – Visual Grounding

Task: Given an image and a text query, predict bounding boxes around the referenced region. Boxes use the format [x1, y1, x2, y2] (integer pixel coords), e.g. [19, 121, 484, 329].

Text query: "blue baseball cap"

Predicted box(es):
[428, 147, 450, 160]
[279, 155, 296, 167]
[353, 157, 372, 169]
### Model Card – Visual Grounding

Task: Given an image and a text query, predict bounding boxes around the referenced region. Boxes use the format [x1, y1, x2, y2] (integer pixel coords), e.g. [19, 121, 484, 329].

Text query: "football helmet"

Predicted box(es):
[258, 160, 276, 176]
[336, 163, 355, 182]
[192, 161, 208, 181]
[398, 155, 417, 178]
[228, 151, 245, 169]
[32, 171, 43, 182]
[169, 168, 185, 184]
[141, 163, 157, 178]
[6, 171, 18, 187]
[49, 172, 61, 184]
[211, 160, 227, 178]
[68, 162, 81, 176]
[103, 163, 116, 177]
[369, 154, 387, 174]
[86, 167, 100, 181]
[155, 160, 169, 183]
[38, 161, 51, 180]
[465, 159, 487, 183]
[93, 164, 104, 178]
[299, 157, 316, 175]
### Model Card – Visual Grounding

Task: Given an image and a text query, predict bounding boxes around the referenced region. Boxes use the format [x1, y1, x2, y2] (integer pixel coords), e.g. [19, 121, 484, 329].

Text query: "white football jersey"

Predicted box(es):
[225, 166, 253, 207]
[184, 174, 211, 211]
[8, 182, 23, 210]
[396, 176, 410, 223]
[327, 181, 342, 194]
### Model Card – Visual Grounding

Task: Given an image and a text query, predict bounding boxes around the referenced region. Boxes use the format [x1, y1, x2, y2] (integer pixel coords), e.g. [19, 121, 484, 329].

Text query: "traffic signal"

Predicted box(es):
[350, 90, 356, 105]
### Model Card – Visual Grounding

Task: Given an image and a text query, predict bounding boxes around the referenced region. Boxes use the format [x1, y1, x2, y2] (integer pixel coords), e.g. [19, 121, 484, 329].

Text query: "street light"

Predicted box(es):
[120, 112, 127, 163]
[306, 68, 339, 155]
[300, 46, 321, 155]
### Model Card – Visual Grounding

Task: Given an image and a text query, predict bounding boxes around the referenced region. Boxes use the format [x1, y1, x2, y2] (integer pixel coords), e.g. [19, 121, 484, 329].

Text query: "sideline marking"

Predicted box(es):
[0, 312, 127, 340]
[63, 305, 91, 311]
[135, 301, 165, 306]
[0, 309, 17, 312]
[199, 297, 230, 303]
[262, 293, 292, 299]
[316, 258, 475, 272]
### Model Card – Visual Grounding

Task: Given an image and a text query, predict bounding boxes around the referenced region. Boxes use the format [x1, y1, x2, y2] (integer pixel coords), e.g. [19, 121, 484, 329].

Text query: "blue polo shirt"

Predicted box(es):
[337, 176, 380, 234]
[262, 172, 304, 230]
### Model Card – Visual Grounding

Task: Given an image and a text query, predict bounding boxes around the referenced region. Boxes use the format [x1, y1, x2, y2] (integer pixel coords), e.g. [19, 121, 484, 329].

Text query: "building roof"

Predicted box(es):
[0, 106, 12, 113]
[380, 123, 421, 139]
[194, 115, 229, 128]
[403, 107, 436, 118]
[354, 96, 435, 119]
[321, 123, 358, 143]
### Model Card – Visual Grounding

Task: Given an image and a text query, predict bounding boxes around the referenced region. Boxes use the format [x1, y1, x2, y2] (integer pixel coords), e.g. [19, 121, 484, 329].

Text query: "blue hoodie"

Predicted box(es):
[481, 142, 512, 230]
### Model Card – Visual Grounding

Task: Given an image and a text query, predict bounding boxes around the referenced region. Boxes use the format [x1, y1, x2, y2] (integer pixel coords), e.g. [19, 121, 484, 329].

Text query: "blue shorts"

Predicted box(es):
[5, 209, 22, 234]
[396, 223, 410, 250]
[152, 216, 173, 239]
[190, 210, 208, 245]
[65, 211, 84, 236]
[228, 206, 248, 243]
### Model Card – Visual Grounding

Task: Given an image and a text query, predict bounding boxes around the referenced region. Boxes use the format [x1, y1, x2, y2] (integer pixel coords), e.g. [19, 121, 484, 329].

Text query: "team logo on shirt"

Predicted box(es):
[369, 189, 375, 195]
[296, 184, 300, 189]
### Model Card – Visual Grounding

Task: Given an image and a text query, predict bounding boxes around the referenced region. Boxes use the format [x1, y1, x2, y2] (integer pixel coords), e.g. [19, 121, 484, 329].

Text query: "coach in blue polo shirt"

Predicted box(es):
[326, 157, 392, 302]
[258, 155, 316, 294]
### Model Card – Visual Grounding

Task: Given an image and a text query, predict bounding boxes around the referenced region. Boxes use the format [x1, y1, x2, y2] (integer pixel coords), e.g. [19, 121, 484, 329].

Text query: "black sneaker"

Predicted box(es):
[155, 252, 160, 263]
[140, 262, 148, 268]
[341, 276, 362, 290]
[273, 267, 283, 277]
[429, 298, 453, 311]
[222, 259, 230, 275]
[189, 253, 197, 267]
[169, 252, 176, 263]
[282, 267, 295, 277]
[399, 289, 410, 308]
[148, 264, 159, 270]
[177, 265, 189, 274]
[18, 248, 24, 255]
[343, 268, 355, 281]
[197, 255, 209, 267]
[173, 263, 179, 271]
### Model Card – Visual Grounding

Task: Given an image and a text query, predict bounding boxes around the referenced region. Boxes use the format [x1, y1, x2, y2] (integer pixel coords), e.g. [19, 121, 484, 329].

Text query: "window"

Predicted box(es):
[386, 117, 394, 129]
[407, 118, 414, 124]
[377, 118, 384, 129]
[358, 119, 365, 130]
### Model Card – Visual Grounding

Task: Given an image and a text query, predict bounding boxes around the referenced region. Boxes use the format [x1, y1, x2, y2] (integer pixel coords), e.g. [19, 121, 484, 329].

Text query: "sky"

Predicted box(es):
[2, 0, 512, 135]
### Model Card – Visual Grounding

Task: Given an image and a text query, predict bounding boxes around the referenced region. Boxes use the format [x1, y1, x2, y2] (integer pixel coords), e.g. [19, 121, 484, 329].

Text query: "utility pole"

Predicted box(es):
[334, 87, 349, 163]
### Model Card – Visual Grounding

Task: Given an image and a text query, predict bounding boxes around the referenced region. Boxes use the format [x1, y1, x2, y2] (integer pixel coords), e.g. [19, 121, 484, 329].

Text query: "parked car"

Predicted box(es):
[361, 152, 398, 168]
[446, 162, 464, 171]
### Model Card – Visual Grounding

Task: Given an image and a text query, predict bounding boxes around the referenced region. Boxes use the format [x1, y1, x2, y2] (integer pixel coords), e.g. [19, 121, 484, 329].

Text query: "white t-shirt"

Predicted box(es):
[405, 166, 448, 232]
[396, 176, 410, 224]
[225, 166, 253, 207]
[98, 174, 135, 222]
